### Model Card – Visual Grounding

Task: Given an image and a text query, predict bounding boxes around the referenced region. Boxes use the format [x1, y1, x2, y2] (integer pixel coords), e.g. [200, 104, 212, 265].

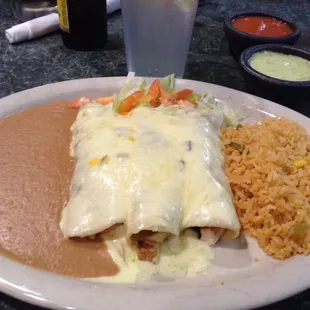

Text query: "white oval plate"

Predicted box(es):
[0, 77, 309, 310]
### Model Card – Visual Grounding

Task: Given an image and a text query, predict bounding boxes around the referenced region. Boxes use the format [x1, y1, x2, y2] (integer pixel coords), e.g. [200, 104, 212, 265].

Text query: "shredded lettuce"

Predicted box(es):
[113, 72, 147, 112]
[112, 73, 240, 128]
[222, 107, 240, 128]
[118, 72, 146, 101]
[187, 93, 201, 102]
[160, 74, 176, 93]
[139, 80, 148, 92]
[112, 94, 121, 112]
[197, 94, 240, 128]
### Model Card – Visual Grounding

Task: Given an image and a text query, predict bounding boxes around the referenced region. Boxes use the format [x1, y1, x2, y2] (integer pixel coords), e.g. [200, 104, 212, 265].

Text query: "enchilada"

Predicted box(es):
[61, 76, 240, 267]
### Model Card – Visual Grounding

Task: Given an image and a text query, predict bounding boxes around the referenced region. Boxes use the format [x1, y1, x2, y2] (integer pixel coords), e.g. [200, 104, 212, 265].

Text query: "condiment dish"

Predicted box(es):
[224, 12, 301, 60]
[240, 44, 310, 109]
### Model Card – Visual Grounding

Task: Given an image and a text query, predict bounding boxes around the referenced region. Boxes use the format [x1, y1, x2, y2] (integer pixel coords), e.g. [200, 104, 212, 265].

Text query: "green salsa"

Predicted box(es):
[250, 51, 310, 82]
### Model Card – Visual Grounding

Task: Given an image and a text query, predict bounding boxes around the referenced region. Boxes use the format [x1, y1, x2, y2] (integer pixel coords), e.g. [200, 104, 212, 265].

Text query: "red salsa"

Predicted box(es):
[231, 16, 294, 37]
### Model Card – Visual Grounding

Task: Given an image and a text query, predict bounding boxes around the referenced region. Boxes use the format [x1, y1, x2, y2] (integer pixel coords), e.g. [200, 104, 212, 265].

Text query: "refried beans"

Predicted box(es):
[0, 102, 118, 278]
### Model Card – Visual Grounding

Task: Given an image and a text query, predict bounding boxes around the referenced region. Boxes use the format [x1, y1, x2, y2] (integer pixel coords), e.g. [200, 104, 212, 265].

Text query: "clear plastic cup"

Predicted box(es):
[121, 0, 199, 78]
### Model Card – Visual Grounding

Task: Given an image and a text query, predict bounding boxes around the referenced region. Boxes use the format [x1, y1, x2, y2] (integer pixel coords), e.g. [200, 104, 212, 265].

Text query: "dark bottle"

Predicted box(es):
[57, 0, 107, 51]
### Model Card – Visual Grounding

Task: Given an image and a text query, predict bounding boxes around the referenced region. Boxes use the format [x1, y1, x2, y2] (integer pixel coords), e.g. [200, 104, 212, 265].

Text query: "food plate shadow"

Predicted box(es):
[212, 236, 252, 268]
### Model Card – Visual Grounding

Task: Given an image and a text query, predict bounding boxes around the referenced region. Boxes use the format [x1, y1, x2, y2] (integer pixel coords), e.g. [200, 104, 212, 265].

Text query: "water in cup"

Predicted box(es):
[121, 0, 199, 78]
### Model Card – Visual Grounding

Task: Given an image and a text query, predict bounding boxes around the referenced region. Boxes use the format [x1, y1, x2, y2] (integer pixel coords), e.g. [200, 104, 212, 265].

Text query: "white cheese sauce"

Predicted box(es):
[86, 227, 214, 283]
[60, 103, 240, 282]
[61, 103, 239, 239]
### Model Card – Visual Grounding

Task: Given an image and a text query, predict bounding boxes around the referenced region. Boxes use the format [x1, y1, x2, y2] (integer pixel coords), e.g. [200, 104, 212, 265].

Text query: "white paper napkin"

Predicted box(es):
[5, 13, 59, 44]
[5, 0, 121, 44]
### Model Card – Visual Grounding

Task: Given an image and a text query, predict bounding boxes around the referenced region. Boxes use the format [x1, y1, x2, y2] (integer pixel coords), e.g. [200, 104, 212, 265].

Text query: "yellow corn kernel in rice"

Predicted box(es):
[292, 160, 308, 168]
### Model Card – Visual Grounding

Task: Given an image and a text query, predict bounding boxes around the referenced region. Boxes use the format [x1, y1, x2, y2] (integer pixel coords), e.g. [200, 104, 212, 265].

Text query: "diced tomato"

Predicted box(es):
[67, 96, 93, 109]
[160, 91, 178, 106]
[160, 97, 174, 106]
[175, 89, 193, 100]
[96, 96, 113, 105]
[147, 80, 161, 98]
[118, 91, 145, 114]
[147, 80, 162, 107]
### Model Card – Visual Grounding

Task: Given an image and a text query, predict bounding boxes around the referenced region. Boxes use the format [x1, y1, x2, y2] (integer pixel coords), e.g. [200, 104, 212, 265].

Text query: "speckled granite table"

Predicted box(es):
[0, 0, 309, 309]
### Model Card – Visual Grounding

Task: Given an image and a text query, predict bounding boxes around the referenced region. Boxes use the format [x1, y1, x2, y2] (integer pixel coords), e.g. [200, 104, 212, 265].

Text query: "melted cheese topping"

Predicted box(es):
[87, 227, 213, 283]
[60, 103, 240, 282]
[61, 104, 240, 239]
